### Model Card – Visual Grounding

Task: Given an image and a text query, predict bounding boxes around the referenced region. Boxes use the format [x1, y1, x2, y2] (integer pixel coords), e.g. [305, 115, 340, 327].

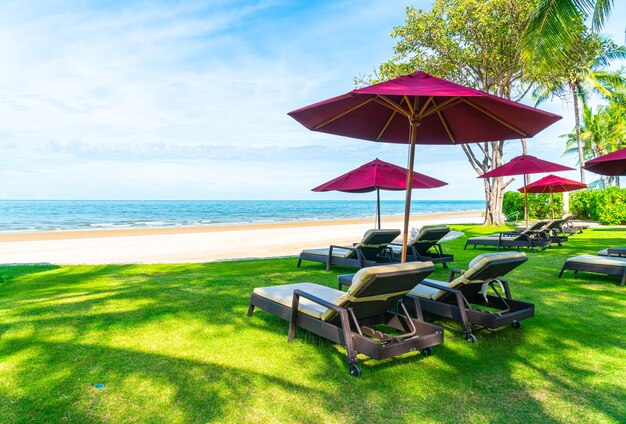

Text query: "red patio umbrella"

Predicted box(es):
[584, 147, 626, 176]
[313, 158, 447, 229]
[518, 174, 587, 219]
[480, 155, 574, 225]
[289, 71, 561, 262]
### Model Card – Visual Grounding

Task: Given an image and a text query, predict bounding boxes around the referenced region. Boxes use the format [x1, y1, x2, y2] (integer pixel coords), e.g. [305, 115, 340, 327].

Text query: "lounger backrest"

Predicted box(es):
[562, 214, 572, 220]
[545, 218, 566, 230]
[352, 229, 401, 260]
[410, 225, 450, 254]
[447, 252, 528, 291]
[520, 220, 549, 235]
[320, 261, 434, 321]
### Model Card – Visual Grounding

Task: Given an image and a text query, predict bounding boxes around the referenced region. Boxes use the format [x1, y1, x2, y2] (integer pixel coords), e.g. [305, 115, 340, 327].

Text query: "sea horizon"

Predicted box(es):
[0, 199, 484, 233]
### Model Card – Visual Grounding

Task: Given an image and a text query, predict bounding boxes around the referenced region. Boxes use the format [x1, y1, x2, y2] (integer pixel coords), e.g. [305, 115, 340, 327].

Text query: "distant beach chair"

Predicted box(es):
[464, 221, 551, 252]
[297, 229, 400, 271]
[559, 254, 626, 286]
[560, 214, 588, 234]
[388, 225, 454, 268]
[248, 261, 444, 376]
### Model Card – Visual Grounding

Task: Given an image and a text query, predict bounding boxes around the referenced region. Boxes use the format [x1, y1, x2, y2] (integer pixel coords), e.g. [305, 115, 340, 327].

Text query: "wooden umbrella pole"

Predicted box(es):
[402, 119, 419, 263]
[524, 174, 529, 227]
[376, 187, 381, 229]
[551, 192, 555, 220]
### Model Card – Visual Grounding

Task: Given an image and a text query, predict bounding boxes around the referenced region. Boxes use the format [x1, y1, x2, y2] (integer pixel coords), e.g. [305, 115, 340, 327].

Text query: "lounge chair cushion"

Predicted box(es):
[464, 251, 527, 280]
[597, 248, 626, 257]
[408, 278, 459, 301]
[565, 254, 626, 268]
[410, 252, 527, 300]
[323, 261, 434, 321]
[255, 262, 434, 322]
[253, 283, 343, 319]
[301, 247, 353, 258]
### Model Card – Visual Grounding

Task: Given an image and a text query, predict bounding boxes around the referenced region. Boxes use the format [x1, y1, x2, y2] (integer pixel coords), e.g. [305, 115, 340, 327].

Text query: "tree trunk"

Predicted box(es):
[571, 82, 585, 183]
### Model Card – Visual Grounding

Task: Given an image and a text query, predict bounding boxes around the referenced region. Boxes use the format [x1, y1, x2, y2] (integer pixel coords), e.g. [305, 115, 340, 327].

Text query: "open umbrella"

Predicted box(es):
[518, 174, 587, 220]
[480, 155, 574, 225]
[313, 158, 447, 229]
[289, 71, 561, 262]
[584, 147, 626, 176]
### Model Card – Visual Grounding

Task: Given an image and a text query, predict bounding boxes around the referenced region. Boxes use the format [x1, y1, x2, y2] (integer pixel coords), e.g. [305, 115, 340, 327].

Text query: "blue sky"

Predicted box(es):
[0, 0, 624, 200]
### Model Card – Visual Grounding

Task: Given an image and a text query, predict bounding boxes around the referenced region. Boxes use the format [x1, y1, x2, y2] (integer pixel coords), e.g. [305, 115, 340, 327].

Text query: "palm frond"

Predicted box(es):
[592, 0, 615, 31]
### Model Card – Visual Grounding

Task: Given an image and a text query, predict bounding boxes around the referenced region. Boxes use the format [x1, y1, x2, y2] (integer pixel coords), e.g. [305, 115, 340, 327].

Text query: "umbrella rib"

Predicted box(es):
[375, 96, 411, 117]
[377, 109, 397, 141]
[417, 96, 434, 117]
[404, 96, 414, 115]
[460, 98, 529, 137]
[437, 111, 456, 144]
[377, 97, 407, 141]
[313, 97, 375, 130]
[420, 97, 461, 119]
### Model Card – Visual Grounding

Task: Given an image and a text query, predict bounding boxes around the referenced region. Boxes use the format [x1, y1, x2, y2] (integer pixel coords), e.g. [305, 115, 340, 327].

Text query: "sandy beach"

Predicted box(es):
[0, 210, 482, 265]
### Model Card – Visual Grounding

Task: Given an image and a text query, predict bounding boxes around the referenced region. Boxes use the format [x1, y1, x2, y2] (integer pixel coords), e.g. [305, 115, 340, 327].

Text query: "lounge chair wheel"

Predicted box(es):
[421, 347, 433, 357]
[511, 321, 521, 329]
[349, 364, 361, 377]
[465, 333, 477, 343]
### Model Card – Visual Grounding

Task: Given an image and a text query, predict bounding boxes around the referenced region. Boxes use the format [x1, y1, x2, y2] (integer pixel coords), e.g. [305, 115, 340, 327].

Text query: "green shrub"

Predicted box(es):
[571, 187, 626, 225]
[502, 191, 562, 220]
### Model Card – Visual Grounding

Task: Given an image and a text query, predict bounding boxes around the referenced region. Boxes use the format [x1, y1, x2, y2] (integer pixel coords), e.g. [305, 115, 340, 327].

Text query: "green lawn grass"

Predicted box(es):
[1, 225, 625, 423]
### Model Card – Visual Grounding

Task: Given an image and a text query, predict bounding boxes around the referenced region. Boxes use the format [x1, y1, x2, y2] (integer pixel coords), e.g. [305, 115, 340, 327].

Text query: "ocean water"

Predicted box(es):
[0, 200, 484, 232]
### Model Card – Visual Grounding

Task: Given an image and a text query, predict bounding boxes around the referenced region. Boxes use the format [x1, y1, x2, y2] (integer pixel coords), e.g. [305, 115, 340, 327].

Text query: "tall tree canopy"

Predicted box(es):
[362, 0, 540, 225]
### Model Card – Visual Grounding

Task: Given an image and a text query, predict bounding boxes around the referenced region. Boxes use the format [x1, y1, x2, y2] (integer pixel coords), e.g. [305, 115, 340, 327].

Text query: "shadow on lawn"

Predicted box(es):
[1, 234, 624, 422]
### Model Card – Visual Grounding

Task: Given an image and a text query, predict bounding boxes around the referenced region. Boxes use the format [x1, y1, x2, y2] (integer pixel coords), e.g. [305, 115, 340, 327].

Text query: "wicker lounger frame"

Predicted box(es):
[296, 245, 392, 272]
[558, 259, 626, 286]
[339, 256, 534, 342]
[248, 266, 444, 376]
[464, 232, 551, 253]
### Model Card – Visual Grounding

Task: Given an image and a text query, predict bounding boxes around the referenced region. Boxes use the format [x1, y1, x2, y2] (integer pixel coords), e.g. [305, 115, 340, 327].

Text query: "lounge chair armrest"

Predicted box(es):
[418, 280, 460, 293]
[448, 268, 464, 282]
[293, 289, 344, 312]
[329, 244, 357, 252]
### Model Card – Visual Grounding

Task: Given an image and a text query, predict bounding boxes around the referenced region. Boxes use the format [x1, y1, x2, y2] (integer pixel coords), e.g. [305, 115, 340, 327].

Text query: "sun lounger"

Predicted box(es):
[297, 229, 400, 271]
[339, 252, 533, 343]
[405, 252, 533, 342]
[248, 262, 444, 376]
[559, 254, 626, 286]
[541, 218, 569, 245]
[389, 225, 454, 268]
[597, 247, 626, 257]
[561, 214, 587, 234]
[464, 221, 551, 252]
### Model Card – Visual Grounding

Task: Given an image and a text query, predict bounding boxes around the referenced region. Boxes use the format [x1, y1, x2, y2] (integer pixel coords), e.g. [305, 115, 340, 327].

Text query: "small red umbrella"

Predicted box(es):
[289, 71, 561, 262]
[584, 147, 626, 176]
[518, 174, 587, 219]
[313, 158, 447, 228]
[479, 155, 574, 225]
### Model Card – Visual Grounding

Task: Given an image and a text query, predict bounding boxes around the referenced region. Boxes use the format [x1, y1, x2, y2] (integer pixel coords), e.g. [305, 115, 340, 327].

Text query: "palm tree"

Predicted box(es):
[532, 31, 626, 182]
[563, 100, 626, 186]
[523, 0, 619, 67]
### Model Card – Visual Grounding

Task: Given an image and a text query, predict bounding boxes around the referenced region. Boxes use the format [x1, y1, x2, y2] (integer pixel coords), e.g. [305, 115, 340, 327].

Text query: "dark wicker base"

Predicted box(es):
[248, 293, 444, 374]
[559, 260, 626, 286]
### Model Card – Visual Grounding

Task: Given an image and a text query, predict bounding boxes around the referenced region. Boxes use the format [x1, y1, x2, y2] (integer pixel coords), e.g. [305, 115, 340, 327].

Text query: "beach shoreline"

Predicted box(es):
[0, 210, 484, 264]
[0, 210, 482, 242]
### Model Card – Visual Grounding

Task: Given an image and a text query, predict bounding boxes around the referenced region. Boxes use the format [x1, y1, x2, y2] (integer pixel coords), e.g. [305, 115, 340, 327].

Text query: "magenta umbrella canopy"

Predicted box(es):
[480, 155, 574, 224]
[312, 159, 447, 193]
[480, 154, 574, 178]
[288, 71, 561, 145]
[584, 148, 626, 176]
[518, 174, 586, 220]
[288, 71, 561, 261]
[313, 159, 447, 228]
[518, 174, 587, 194]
